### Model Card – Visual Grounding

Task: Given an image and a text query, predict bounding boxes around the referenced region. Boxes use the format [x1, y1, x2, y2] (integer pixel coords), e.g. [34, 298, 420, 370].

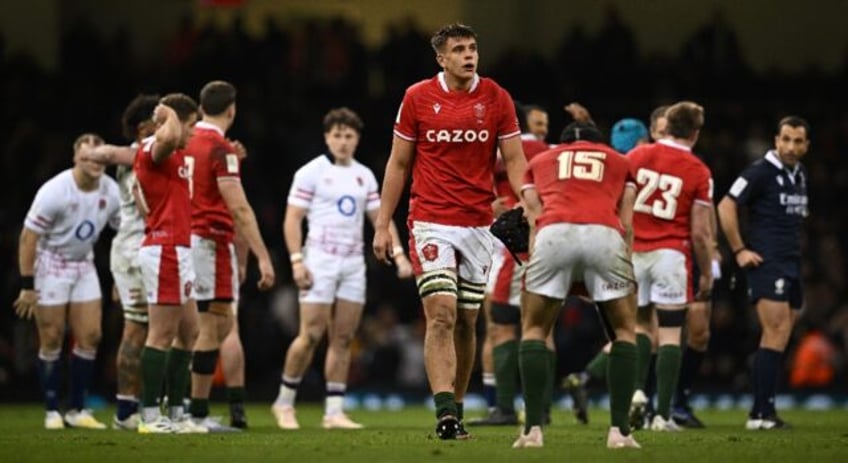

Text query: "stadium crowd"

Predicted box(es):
[1, 9, 847, 407]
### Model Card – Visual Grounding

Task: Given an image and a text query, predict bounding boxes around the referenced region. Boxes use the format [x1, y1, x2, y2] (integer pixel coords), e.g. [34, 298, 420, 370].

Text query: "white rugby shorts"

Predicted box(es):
[409, 221, 494, 285]
[524, 223, 634, 302]
[35, 251, 101, 306]
[299, 247, 366, 305]
[138, 244, 195, 306]
[633, 248, 689, 306]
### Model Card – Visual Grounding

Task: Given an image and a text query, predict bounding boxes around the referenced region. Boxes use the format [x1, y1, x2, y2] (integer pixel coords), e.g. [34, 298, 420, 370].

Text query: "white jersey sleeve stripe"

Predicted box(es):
[393, 129, 416, 142]
[497, 130, 521, 140]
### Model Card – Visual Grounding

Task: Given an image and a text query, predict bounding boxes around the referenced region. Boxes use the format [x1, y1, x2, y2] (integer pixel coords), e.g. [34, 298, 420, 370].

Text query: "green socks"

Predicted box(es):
[656, 344, 683, 419]
[493, 340, 518, 412]
[635, 333, 652, 389]
[586, 351, 609, 380]
[519, 340, 548, 433]
[227, 386, 246, 405]
[165, 348, 193, 414]
[608, 341, 637, 434]
[434, 391, 457, 419]
[140, 347, 168, 408]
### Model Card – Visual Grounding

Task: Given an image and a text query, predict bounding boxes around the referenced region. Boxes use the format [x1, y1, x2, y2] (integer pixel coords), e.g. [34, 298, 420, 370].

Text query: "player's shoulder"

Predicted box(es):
[38, 169, 74, 195]
[404, 76, 437, 97]
[478, 76, 508, 93]
[295, 155, 332, 177]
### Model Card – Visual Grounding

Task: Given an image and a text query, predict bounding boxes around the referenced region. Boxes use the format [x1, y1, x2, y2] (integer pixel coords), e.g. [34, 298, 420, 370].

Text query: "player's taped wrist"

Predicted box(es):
[391, 246, 404, 258]
[20, 275, 34, 290]
[289, 252, 303, 264]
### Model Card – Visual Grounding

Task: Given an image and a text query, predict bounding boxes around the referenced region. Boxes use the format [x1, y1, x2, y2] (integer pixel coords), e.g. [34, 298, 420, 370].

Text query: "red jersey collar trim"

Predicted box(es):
[437, 72, 480, 93]
[195, 121, 225, 137]
[657, 138, 692, 152]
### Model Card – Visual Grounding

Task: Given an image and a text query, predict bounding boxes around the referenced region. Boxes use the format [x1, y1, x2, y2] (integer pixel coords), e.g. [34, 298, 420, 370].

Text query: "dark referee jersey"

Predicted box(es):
[726, 150, 808, 267]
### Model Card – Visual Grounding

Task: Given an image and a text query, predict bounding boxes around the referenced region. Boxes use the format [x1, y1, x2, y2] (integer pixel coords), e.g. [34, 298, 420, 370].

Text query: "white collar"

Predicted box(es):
[195, 120, 225, 137]
[765, 150, 799, 175]
[657, 138, 692, 152]
[437, 72, 480, 93]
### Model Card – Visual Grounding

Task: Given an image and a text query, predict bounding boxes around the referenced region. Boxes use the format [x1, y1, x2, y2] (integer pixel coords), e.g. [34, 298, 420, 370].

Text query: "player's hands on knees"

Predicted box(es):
[13, 289, 38, 320]
[393, 252, 413, 279]
[372, 228, 393, 265]
[292, 261, 313, 290]
[257, 257, 276, 291]
[735, 249, 763, 268]
[695, 274, 714, 301]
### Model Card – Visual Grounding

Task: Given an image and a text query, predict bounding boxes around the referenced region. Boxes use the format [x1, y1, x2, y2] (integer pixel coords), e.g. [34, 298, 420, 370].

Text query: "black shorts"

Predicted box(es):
[746, 261, 803, 309]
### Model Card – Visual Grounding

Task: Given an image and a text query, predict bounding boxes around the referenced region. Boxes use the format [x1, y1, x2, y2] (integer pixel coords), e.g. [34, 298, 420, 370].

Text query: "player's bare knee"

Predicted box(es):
[688, 327, 710, 351]
[39, 335, 63, 352]
[330, 330, 355, 350]
[301, 328, 324, 349]
[75, 329, 101, 351]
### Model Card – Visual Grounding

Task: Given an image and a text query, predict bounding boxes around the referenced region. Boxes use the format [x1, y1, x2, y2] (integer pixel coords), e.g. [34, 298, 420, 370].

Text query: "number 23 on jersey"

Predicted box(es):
[633, 168, 683, 220]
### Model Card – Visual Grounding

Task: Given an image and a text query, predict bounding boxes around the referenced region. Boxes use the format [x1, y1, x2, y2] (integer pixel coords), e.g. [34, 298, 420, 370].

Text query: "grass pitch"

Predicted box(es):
[0, 404, 846, 462]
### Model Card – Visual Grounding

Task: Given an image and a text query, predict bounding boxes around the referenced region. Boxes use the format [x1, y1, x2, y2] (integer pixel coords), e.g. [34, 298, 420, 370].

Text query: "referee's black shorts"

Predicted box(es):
[745, 259, 803, 310]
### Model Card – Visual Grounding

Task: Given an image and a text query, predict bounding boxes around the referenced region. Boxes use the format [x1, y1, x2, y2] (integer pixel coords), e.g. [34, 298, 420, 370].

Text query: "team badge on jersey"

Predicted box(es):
[99, 198, 107, 210]
[776, 176, 784, 186]
[473, 103, 486, 121]
[433, 103, 441, 114]
[356, 176, 363, 187]
[422, 243, 439, 261]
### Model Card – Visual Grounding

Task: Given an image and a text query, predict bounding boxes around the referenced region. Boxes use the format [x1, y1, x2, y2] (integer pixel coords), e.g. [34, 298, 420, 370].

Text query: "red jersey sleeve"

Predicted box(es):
[692, 164, 713, 206]
[496, 87, 520, 139]
[393, 91, 418, 141]
[210, 139, 241, 181]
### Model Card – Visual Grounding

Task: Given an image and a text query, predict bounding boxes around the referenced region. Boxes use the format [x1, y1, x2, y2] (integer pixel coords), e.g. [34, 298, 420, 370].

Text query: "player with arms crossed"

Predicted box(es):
[627, 101, 714, 432]
[133, 94, 205, 433]
[15, 134, 120, 429]
[185, 81, 275, 431]
[272, 107, 411, 430]
[514, 122, 640, 449]
[372, 23, 527, 439]
[717, 116, 810, 430]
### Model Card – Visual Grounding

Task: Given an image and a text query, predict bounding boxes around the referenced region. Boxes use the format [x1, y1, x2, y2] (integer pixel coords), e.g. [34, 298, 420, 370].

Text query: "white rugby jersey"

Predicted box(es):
[113, 161, 145, 240]
[287, 155, 380, 255]
[24, 169, 121, 261]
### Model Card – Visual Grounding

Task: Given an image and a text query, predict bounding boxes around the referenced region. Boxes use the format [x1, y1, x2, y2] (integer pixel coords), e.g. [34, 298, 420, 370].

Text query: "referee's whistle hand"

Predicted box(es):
[735, 249, 763, 268]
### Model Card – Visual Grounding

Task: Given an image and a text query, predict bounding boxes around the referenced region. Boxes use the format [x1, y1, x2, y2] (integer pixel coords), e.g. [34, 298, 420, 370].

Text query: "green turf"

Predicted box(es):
[0, 404, 846, 462]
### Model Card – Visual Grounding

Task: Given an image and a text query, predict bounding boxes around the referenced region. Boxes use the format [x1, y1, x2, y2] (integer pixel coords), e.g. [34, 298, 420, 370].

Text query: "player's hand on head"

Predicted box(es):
[372, 228, 393, 265]
[152, 103, 173, 124]
[257, 258, 276, 291]
[13, 289, 38, 320]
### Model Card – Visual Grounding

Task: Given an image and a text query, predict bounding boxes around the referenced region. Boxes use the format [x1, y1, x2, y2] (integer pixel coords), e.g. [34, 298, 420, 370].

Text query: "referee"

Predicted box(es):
[717, 116, 811, 430]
